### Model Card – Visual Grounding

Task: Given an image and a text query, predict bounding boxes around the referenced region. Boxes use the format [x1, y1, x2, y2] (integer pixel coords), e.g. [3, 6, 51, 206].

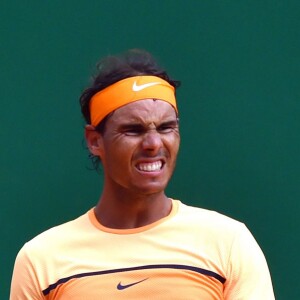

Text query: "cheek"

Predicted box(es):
[167, 135, 180, 156]
[103, 140, 136, 168]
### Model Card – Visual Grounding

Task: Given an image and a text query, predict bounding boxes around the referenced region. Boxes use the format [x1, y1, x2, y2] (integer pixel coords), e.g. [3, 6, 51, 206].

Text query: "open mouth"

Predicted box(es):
[136, 160, 163, 172]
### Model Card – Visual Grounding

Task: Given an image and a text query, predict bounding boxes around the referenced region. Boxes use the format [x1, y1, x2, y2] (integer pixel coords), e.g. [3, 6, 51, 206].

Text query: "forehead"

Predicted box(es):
[109, 99, 177, 124]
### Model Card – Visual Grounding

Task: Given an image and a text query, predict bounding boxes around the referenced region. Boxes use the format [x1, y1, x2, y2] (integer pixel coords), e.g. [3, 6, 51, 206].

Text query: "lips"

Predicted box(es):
[136, 160, 163, 172]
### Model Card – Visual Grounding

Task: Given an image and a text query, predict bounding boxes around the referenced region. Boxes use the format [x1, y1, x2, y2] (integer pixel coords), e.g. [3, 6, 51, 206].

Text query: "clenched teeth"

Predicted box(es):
[137, 161, 162, 172]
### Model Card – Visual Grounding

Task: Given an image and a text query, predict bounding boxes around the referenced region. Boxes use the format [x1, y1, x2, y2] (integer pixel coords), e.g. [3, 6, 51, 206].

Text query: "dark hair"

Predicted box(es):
[79, 48, 180, 169]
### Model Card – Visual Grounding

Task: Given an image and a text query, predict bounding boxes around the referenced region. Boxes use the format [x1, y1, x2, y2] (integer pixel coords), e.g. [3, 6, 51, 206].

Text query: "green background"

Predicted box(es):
[1, 1, 299, 299]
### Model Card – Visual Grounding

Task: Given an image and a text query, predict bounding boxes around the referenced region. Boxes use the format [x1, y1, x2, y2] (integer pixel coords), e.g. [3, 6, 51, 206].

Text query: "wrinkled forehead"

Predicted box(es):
[109, 99, 178, 125]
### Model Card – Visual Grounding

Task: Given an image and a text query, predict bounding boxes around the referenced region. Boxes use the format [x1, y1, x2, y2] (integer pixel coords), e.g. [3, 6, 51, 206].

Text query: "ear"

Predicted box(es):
[85, 125, 103, 157]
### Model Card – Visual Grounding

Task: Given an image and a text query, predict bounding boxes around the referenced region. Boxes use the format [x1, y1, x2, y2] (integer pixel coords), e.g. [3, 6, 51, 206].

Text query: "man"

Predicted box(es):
[10, 49, 275, 299]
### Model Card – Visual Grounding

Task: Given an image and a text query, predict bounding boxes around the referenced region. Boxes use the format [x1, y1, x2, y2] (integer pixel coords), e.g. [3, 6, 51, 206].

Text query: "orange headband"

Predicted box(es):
[90, 76, 177, 126]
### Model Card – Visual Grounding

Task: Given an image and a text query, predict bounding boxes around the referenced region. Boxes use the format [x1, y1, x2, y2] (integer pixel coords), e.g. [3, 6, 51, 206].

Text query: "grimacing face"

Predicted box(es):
[88, 99, 180, 196]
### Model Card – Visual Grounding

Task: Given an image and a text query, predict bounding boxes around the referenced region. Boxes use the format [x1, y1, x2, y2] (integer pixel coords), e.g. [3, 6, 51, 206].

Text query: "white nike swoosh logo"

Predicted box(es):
[132, 81, 160, 92]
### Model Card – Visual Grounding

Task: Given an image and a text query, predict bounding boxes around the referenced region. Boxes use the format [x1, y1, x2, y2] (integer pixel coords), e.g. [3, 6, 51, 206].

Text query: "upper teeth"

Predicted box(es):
[138, 161, 162, 172]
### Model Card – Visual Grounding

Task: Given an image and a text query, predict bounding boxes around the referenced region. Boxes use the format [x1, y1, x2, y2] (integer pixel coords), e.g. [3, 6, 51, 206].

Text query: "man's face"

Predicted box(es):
[97, 99, 180, 196]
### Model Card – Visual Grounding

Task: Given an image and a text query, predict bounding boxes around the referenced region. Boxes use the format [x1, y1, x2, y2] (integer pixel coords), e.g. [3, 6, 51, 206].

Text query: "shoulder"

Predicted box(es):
[20, 210, 92, 255]
[170, 200, 256, 262]
[175, 200, 246, 234]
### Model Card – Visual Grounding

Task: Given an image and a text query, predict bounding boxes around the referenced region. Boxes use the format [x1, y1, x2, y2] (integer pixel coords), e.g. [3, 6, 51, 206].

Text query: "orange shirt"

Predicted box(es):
[10, 200, 275, 299]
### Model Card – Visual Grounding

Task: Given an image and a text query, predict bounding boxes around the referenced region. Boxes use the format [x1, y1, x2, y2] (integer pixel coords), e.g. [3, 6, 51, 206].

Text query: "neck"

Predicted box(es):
[94, 187, 172, 229]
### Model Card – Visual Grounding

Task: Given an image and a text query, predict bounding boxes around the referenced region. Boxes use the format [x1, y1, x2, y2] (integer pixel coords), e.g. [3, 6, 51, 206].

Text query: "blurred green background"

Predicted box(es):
[1, 1, 299, 299]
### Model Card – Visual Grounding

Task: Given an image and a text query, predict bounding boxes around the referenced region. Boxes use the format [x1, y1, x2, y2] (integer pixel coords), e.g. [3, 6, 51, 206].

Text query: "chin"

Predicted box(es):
[133, 183, 167, 196]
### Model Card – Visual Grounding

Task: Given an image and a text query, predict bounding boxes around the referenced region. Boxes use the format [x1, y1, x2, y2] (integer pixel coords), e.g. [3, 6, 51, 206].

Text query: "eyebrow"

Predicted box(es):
[157, 119, 179, 127]
[118, 119, 179, 131]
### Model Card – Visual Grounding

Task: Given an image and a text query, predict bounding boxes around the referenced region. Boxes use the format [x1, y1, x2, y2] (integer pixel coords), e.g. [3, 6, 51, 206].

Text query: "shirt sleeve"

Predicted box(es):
[10, 244, 44, 300]
[223, 224, 275, 299]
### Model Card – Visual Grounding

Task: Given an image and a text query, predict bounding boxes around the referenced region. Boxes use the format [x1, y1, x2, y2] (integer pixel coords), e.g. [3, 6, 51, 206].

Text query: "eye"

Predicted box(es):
[157, 122, 178, 133]
[157, 125, 173, 133]
[122, 125, 145, 136]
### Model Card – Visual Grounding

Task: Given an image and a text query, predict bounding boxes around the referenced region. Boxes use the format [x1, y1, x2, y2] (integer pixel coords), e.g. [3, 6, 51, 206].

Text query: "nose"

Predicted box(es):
[142, 130, 163, 154]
